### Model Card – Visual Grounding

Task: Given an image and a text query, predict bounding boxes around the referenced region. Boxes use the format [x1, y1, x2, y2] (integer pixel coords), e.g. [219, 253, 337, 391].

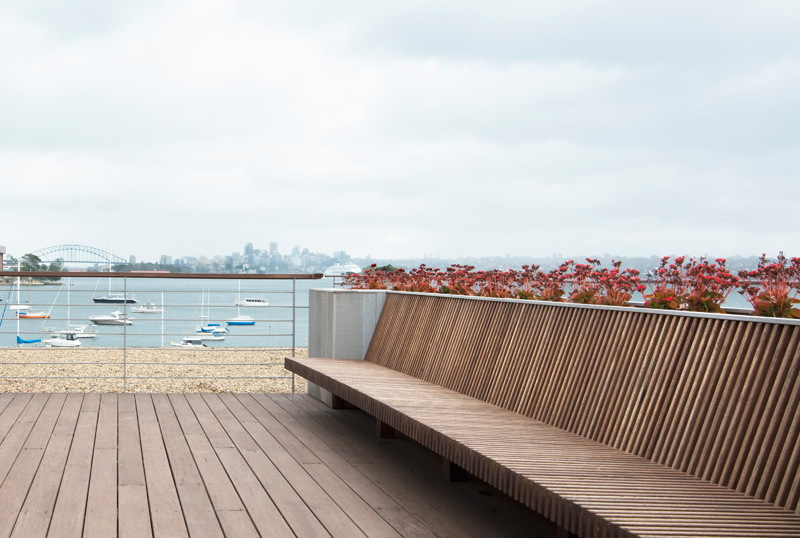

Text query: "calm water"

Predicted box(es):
[0, 276, 338, 348]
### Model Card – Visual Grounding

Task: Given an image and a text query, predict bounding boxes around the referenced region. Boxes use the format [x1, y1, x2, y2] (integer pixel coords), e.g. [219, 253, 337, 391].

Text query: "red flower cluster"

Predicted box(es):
[344, 254, 799, 317]
[344, 260, 643, 305]
[738, 253, 800, 318]
[644, 256, 740, 312]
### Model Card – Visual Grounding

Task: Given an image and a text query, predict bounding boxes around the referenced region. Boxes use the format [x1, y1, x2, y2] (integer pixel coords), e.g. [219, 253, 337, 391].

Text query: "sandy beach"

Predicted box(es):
[0, 347, 308, 393]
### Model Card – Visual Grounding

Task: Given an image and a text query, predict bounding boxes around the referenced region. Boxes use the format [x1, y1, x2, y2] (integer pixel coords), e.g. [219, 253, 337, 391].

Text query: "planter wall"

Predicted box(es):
[307, 289, 387, 406]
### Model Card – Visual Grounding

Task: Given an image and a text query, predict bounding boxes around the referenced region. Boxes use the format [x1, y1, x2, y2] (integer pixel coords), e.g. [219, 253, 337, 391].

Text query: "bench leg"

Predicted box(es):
[376, 418, 395, 439]
[442, 458, 469, 482]
[330, 393, 355, 409]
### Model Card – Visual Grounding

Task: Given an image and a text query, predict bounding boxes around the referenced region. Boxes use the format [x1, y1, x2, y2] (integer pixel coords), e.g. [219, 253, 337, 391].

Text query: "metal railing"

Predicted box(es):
[0, 271, 323, 392]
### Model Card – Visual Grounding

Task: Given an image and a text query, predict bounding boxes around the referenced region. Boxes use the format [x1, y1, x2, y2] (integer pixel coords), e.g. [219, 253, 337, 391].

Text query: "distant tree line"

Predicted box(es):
[7, 253, 64, 282]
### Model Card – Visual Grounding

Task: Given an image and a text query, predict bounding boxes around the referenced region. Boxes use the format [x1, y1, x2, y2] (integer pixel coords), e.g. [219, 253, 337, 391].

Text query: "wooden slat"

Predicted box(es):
[135, 394, 189, 538]
[48, 393, 100, 538]
[84, 394, 118, 538]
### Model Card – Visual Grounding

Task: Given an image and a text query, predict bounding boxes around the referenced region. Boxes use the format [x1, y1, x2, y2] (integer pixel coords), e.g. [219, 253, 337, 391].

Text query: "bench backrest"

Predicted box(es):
[365, 292, 800, 513]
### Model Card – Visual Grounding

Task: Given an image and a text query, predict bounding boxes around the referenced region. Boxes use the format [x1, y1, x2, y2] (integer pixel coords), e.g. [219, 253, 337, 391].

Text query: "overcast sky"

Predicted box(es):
[1, 1, 798, 263]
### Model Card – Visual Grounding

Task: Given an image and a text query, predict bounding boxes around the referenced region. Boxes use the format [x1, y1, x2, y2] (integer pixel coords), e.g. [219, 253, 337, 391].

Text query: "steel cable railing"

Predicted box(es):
[0, 271, 323, 392]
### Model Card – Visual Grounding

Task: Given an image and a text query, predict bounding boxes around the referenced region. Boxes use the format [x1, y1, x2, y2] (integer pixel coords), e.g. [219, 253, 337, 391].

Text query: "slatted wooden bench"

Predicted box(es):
[286, 292, 800, 537]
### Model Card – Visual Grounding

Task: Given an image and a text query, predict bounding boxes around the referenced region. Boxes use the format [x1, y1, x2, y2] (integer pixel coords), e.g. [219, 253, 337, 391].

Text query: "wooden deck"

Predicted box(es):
[0, 392, 552, 538]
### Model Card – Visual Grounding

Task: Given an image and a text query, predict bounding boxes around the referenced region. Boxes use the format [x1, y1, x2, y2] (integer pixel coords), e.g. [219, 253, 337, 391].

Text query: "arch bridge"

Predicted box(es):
[30, 244, 128, 265]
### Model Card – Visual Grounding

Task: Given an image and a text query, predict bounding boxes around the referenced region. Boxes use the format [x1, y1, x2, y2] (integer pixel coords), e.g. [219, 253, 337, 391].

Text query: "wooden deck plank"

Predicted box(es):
[0, 394, 48, 488]
[0, 394, 14, 417]
[12, 394, 82, 538]
[0, 395, 67, 537]
[0, 448, 45, 537]
[0, 394, 34, 446]
[83, 394, 118, 538]
[135, 394, 188, 538]
[48, 395, 100, 538]
[117, 394, 152, 538]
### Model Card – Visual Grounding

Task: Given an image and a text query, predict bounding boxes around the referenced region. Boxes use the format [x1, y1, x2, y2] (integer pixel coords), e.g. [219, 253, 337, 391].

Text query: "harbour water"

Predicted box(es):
[0, 276, 338, 348]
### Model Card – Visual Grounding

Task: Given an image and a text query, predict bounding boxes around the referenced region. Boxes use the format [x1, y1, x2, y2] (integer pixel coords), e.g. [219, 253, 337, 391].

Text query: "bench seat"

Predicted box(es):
[286, 356, 800, 538]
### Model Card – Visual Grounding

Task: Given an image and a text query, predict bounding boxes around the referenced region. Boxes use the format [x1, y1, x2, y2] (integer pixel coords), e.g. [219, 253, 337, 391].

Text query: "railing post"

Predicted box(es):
[123, 275, 127, 392]
[292, 278, 296, 393]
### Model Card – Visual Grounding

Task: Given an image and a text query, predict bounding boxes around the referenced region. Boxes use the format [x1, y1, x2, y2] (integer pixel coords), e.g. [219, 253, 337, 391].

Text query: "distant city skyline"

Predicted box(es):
[1, 241, 778, 277]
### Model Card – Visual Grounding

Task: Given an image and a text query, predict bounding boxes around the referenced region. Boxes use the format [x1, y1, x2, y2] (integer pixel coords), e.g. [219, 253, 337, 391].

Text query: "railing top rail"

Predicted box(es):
[1, 271, 324, 280]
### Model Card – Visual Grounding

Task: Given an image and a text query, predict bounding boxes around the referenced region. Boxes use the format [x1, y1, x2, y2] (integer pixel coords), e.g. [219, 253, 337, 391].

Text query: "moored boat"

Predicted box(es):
[171, 337, 208, 348]
[193, 333, 225, 341]
[89, 311, 133, 325]
[197, 324, 228, 334]
[226, 315, 255, 326]
[18, 310, 50, 319]
[131, 301, 163, 313]
[323, 263, 362, 277]
[92, 293, 137, 304]
[44, 331, 81, 347]
[49, 325, 98, 338]
[234, 297, 270, 307]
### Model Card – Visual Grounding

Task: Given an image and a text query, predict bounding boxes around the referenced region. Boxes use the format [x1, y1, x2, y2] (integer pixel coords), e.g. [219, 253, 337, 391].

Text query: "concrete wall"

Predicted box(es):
[306, 289, 387, 406]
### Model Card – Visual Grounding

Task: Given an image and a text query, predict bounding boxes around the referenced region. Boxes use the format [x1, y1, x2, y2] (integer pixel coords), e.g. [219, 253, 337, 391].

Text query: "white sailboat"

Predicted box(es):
[227, 281, 255, 325]
[46, 278, 98, 338]
[8, 262, 30, 311]
[196, 290, 228, 333]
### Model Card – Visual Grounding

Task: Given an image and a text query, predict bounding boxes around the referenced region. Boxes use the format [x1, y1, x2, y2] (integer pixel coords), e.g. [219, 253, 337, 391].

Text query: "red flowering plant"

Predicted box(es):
[534, 262, 569, 302]
[437, 264, 476, 295]
[342, 263, 391, 289]
[682, 258, 740, 313]
[562, 258, 643, 306]
[513, 264, 542, 300]
[594, 260, 645, 306]
[644, 256, 688, 310]
[566, 258, 601, 304]
[393, 264, 437, 293]
[738, 253, 800, 318]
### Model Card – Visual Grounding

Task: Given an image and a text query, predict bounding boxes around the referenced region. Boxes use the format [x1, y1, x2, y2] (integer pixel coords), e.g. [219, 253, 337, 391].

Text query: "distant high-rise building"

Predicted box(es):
[269, 242, 278, 254]
[159, 255, 173, 265]
[244, 243, 254, 266]
[129, 255, 136, 264]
